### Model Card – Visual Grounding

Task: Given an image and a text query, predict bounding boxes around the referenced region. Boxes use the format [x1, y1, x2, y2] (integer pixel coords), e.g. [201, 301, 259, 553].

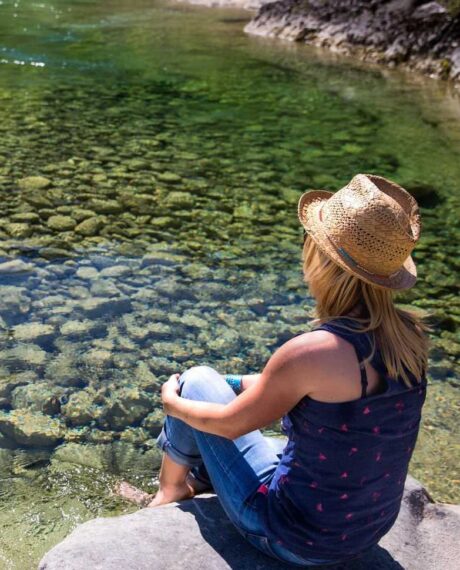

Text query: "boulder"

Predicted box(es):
[38, 475, 459, 570]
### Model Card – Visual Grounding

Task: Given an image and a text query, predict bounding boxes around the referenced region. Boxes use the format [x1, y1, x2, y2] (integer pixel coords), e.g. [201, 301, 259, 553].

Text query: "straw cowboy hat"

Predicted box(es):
[298, 173, 421, 290]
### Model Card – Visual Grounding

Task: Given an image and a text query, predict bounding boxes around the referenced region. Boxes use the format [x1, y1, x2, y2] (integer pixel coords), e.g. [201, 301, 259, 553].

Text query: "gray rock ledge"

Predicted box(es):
[244, 0, 460, 88]
[39, 475, 460, 570]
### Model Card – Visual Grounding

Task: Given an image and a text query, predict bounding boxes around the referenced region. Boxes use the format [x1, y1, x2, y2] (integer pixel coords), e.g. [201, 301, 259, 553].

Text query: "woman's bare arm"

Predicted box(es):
[241, 374, 261, 391]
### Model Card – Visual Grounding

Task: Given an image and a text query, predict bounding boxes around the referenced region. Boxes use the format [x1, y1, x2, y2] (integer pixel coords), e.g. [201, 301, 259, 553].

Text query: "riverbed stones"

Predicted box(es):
[119, 192, 156, 212]
[0, 371, 37, 401]
[98, 387, 153, 430]
[0, 410, 65, 447]
[3, 343, 48, 369]
[61, 389, 101, 426]
[141, 409, 165, 435]
[11, 322, 55, 344]
[75, 216, 104, 236]
[89, 199, 123, 215]
[4, 223, 32, 238]
[99, 265, 132, 278]
[59, 319, 100, 339]
[47, 215, 77, 231]
[76, 266, 99, 280]
[10, 212, 41, 224]
[0, 259, 34, 274]
[157, 171, 182, 184]
[17, 176, 51, 191]
[11, 382, 63, 415]
[78, 296, 132, 318]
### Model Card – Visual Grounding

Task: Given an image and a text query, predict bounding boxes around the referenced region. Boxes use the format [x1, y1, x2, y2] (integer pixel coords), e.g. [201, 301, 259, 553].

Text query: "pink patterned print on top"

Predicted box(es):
[262, 316, 427, 563]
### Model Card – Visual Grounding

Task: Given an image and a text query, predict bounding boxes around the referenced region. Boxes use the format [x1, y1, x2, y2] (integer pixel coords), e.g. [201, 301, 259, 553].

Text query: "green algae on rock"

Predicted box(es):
[0, 410, 66, 447]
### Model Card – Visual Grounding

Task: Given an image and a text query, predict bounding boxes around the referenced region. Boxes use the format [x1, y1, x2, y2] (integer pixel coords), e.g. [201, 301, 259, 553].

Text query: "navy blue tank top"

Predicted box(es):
[252, 317, 427, 562]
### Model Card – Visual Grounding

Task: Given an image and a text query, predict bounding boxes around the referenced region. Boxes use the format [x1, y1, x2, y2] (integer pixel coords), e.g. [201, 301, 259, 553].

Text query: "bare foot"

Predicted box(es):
[186, 472, 213, 494]
[114, 481, 154, 507]
[146, 481, 196, 508]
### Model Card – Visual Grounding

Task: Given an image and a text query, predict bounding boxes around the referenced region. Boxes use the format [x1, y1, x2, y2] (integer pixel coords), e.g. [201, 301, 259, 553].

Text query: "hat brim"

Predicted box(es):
[298, 190, 417, 290]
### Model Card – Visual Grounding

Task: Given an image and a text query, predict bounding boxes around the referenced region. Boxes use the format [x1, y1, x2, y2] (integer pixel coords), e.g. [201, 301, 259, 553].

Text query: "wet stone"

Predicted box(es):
[141, 251, 184, 268]
[0, 371, 37, 400]
[0, 260, 34, 274]
[44, 353, 86, 388]
[17, 176, 51, 191]
[3, 343, 48, 369]
[99, 265, 133, 278]
[98, 387, 154, 430]
[60, 320, 99, 339]
[11, 382, 64, 415]
[0, 410, 65, 447]
[119, 192, 157, 211]
[157, 172, 182, 183]
[74, 217, 104, 236]
[88, 199, 123, 215]
[141, 409, 165, 436]
[10, 212, 41, 223]
[12, 323, 55, 344]
[47, 215, 77, 231]
[84, 349, 113, 368]
[76, 266, 99, 280]
[4, 223, 33, 238]
[61, 390, 101, 427]
[78, 297, 132, 318]
[134, 362, 160, 393]
[90, 279, 121, 297]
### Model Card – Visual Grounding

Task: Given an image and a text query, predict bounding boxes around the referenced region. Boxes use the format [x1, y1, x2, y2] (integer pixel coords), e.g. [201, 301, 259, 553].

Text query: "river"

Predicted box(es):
[0, 0, 459, 567]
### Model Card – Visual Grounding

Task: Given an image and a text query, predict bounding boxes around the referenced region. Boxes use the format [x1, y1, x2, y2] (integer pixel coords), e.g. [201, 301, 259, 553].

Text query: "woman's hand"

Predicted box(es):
[161, 373, 181, 414]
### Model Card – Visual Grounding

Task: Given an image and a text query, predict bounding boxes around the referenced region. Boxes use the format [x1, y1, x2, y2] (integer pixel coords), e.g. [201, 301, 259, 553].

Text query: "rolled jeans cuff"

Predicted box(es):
[156, 425, 204, 467]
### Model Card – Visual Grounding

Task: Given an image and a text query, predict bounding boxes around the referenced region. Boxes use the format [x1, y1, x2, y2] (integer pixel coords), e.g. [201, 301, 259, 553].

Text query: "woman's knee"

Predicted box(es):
[179, 365, 222, 396]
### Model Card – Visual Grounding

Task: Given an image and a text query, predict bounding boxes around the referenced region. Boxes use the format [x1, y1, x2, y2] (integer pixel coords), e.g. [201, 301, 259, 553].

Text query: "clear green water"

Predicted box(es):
[0, 0, 459, 567]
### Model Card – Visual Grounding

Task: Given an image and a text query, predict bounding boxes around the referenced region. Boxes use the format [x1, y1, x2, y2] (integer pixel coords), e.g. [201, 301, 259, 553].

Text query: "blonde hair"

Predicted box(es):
[303, 233, 432, 387]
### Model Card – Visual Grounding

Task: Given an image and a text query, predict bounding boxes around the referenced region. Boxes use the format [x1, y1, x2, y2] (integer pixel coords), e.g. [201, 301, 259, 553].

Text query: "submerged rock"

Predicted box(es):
[0, 371, 37, 401]
[0, 259, 34, 274]
[47, 215, 77, 231]
[78, 296, 132, 318]
[3, 223, 32, 238]
[11, 322, 55, 345]
[61, 389, 101, 426]
[74, 216, 104, 237]
[98, 387, 154, 430]
[17, 176, 51, 191]
[0, 410, 65, 447]
[11, 382, 63, 415]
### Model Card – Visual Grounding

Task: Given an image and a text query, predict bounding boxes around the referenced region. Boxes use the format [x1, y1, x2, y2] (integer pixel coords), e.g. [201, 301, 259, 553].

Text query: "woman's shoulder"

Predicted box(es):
[282, 329, 374, 402]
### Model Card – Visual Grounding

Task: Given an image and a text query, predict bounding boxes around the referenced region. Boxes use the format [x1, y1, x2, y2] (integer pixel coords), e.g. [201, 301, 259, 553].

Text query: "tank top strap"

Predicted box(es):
[312, 317, 369, 398]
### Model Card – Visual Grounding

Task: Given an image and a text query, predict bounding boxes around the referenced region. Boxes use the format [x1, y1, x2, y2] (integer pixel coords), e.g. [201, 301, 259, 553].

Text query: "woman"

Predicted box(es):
[117, 173, 431, 566]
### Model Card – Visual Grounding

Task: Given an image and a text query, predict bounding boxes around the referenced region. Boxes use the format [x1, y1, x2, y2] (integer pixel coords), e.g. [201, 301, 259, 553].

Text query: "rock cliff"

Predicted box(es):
[244, 0, 460, 87]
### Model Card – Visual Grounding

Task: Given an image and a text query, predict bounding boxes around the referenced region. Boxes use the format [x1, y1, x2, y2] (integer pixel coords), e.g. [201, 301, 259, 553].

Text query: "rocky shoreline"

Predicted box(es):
[180, 0, 460, 89]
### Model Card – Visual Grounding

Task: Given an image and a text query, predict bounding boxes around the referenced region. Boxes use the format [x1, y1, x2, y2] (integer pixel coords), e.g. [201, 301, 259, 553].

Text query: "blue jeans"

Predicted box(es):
[156, 365, 338, 567]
